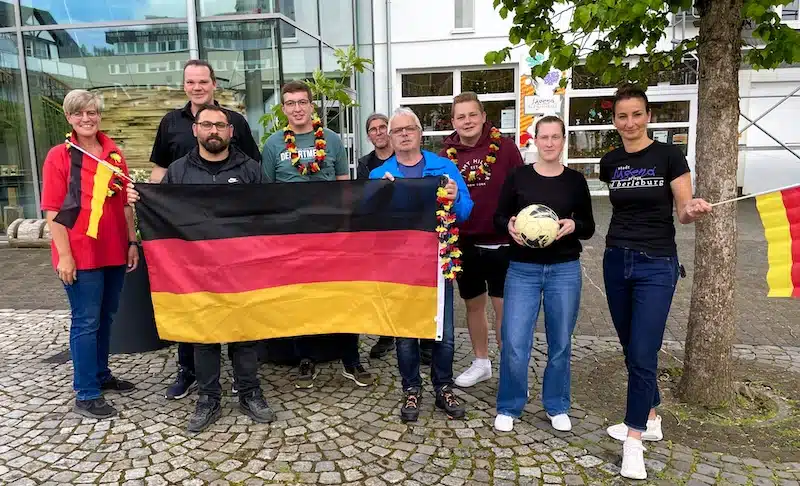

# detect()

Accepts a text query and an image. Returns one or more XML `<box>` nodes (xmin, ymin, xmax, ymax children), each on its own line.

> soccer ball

<box><xmin>514</xmin><ymin>204</ymin><xmax>560</xmax><ymax>249</ymax></box>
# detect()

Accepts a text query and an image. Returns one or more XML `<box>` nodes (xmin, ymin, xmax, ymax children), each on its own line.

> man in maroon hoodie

<box><xmin>440</xmin><ymin>91</ymin><xmax>524</xmax><ymax>387</ymax></box>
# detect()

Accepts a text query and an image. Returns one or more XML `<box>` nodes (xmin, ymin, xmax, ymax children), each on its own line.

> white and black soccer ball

<box><xmin>514</xmin><ymin>204</ymin><xmax>560</xmax><ymax>249</ymax></box>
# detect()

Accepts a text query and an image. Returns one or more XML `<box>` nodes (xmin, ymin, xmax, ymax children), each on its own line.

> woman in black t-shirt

<box><xmin>598</xmin><ymin>85</ymin><xmax>712</xmax><ymax>480</ymax></box>
<box><xmin>492</xmin><ymin>116</ymin><xmax>595</xmax><ymax>434</ymax></box>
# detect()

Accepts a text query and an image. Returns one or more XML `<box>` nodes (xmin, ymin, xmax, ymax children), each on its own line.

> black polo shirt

<box><xmin>150</xmin><ymin>101</ymin><xmax>261</xmax><ymax>168</ymax></box>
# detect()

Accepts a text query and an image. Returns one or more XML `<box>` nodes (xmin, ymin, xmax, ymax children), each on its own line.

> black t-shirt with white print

<box><xmin>599</xmin><ymin>141</ymin><xmax>690</xmax><ymax>256</ymax></box>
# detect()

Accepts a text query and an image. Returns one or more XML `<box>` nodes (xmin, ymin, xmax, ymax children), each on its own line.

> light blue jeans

<box><xmin>496</xmin><ymin>260</ymin><xmax>582</xmax><ymax>418</ymax></box>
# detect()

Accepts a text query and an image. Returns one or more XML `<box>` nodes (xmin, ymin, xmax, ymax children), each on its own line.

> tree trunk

<box><xmin>678</xmin><ymin>0</ymin><xmax>742</xmax><ymax>407</ymax></box>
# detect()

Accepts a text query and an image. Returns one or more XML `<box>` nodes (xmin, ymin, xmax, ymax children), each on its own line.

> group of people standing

<box><xmin>41</xmin><ymin>59</ymin><xmax>712</xmax><ymax>481</ymax></box>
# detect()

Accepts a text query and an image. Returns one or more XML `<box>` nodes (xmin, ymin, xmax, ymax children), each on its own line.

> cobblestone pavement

<box><xmin>0</xmin><ymin>310</ymin><xmax>798</xmax><ymax>486</ymax></box>
<box><xmin>3</xmin><ymin>198</ymin><xmax>798</xmax><ymax>346</ymax></box>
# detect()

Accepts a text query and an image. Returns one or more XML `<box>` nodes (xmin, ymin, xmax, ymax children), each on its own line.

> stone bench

<box><xmin>6</xmin><ymin>219</ymin><xmax>51</xmax><ymax>248</ymax></box>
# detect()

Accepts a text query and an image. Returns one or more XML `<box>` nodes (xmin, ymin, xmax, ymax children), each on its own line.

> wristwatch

<box><xmin>129</xmin><ymin>241</ymin><xmax>141</xmax><ymax>247</ymax></box>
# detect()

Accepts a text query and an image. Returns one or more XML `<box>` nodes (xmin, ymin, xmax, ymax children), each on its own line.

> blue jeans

<box><xmin>63</xmin><ymin>266</ymin><xmax>127</xmax><ymax>401</ymax></box>
<box><xmin>396</xmin><ymin>282</ymin><xmax>454</xmax><ymax>392</ymax></box>
<box><xmin>603</xmin><ymin>247</ymin><xmax>679</xmax><ymax>432</ymax></box>
<box><xmin>496</xmin><ymin>260</ymin><xmax>582</xmax><ymax>418</ymax></box>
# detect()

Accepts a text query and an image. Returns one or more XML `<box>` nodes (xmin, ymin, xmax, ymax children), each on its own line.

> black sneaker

<box><xmin>239</xmin><ymin>392</ymin><xmax>276</xmax><ymax>423</ymax></box>
<box><xmin>100</xmin><ymin>376</ymin><xmax>135</xmax><ymax>394</ymax></box>
<box><xmin>187</xmin><ymin>395</ymin><xmax>221</xmax><ymax>433</ymax></box>
<box><xmin>74</xmin><ymin>397</ymin><xmax>117</xmax><ymax>419</ymax></box>
<box><xmin>369</xmin><ymin>336</ymin><xmax>395</xmax><ymax>359</ymax></box>
<box><xmin>166</xmin><ymin>367</ymin><xmax>197</xmax><ymax>400</ymax></box>
<box><xmin>342</xmin><ymin>364</ymin><xmax>375</xmax><ymax>387</ymax></box>
<box><xmin>435</xmin><ymin>385</ymin><xmax>465</xmax><ymax>420</ymax></box>
<box><xmin>295</xmin><ymin>359</ymin><xmax>318</xmax><ymax>389</ymax></box>
<box><xmin>400</xmin><ymin>387</ymin><xmax>421</xmax><ymax>423</ymax></box>
<box><xmin>420</xmin><ymin>341</ymin><xmax>433</xmax><ymax>366</ymax></box>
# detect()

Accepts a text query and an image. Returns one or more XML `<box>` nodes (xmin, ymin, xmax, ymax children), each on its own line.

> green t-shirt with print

<box><xmin>262</xmin><ymin>127</ymin><xmax>349</xmax><ymax>182</ymax></box>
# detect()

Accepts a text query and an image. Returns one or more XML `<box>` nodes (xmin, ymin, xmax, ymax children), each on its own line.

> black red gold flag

<box><xmin>135</xmin><ymin>178</ymin><xmax>445</xmax><ymax>343</ymax></box>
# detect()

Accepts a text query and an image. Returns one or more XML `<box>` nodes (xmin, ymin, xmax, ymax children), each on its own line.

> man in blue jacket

<box><xmin>369</xmin><ymin>107</ymin><xmax>473</xmax><ymax>422</ymax></box>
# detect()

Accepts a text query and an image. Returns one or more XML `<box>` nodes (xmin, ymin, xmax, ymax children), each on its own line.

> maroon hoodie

<box><xmin>440</xmin><ymin>122</ymin><xmax>524</xmax><ymax>245</ymax></box>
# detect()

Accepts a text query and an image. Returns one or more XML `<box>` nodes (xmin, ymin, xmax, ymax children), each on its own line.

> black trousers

<box><xmin>293</xmin><ymin>333</ymin><xmax>361</xmax><ymax>367</ymax></box>
<box><xmin>178</xmin><ymin>342</ymin><xmax>234</xmax><ymax>375</ymax></box>
<box><xmin>194</xmin><ymin>342</ymin><xmax>261</xmax><ymax>401</ymax></box>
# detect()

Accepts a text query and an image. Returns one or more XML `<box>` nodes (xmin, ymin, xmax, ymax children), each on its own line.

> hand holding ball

<box><xmin>513</xmin><ymin>204</ymin><xmax>560</xmax><ymax>249</ymax></box>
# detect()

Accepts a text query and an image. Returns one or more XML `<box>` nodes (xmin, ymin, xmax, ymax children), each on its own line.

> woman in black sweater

<box><xmin>492</xmin><ymin>116</ymin><xmax>595</xmax><ymax>433</ymax></box>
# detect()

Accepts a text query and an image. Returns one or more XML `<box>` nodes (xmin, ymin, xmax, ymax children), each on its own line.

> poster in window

<box><xmin>672</xmin><ymin>133</ymin><xmax>688</xmax><ymax>145</ymax></box>
<box><xmin>653</xmin><ymin>130</ymin><xmax>669</xmax><ymax>143</ymax></box>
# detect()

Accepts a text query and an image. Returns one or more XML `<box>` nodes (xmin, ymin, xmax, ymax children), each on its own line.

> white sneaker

<box><xmin>454</xmin><ymin>360</ymin><xmax>492</xmax><ymax>387</ymax></box>
<box><xmin>607</xmin><ymin>415</ymin><xmax>663</xmax><ymax>441</ymax></box>
<box><xmin>547</xmin><ymin>413</ymin><xmax>572</xmax><ymax>432</ymax></box>
<box><xmin>620</xmin><ymin>437</ymin><xmax>647</xmax><ymax>480</ymax></box>
<box><xmin>494</xmin><ymin>414</ymin><xmax>514</xmax><ymax>432</ymax></box>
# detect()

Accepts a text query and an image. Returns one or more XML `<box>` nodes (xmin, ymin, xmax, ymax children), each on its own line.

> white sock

<box><xmin>475</xmin><ymin>358</ymin><xmax>491</xmax><ymax>367</ymax></box>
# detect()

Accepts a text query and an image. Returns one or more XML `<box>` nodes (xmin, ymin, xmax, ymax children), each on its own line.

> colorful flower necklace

<box><xmin>436</xmin><ymin>179</ymin><xmax>462</xmax><ymax>280</ymax></box>
<box><xmin>284</xmin><ymin>117</ymin><xmax>326</xmax><ymax>175</ymax></box>
<box><xmin>446</xmin><ymin>127</ymin><xmax>502</xmax><ymax>183</ymax></box>
<box><xmin>65</xmin><ymin>132</ymin><xmax>125</xmax><ymax>197</ymax></box>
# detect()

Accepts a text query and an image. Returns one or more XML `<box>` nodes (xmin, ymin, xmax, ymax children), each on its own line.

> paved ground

<box><xmin>3</xmin><ymin>198</ymin><xmax>797</xmax><ymax>346</ymax></box>
<box><xmin>0</xmin><ymin>309</ymin><xmax>798</xmax><ymax>486</ymax></box>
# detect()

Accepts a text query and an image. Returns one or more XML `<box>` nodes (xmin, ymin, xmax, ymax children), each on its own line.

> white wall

<box><xmin>739</xmin><ymin>67</ymin><xmax>800</xmax><ymax>194</ymax></box>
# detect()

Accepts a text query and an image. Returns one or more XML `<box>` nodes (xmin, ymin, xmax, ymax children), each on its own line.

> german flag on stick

<box><xmin>756</xmin><ymin>185</ymin><xmax>800</xmax><ymax>297</ymax></box>
<box><xmin>135</xmin><ymin>178</ymin><xmax>446</xmax><ymax>343</ymax></box>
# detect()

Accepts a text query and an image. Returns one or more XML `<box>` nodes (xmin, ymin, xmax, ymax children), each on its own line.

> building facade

<box><xmin>372</xmin><ymin>0</ymin><xmax>800</xmax><ymax>194</ymax></box>
<box><xmin>0</xmin><ymin>0</ymin><xmax>376</xmax><ymax>225</ymax></box>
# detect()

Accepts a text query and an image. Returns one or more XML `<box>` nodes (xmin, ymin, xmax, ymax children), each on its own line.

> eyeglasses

<box><xmin>283</xmin><ymin>99</ymin><xmax>311</xmax><ymax>108</ymax></box>
<box><xmin>69</xmin><ymin>110</ymin><xmax>99</xmax><ymax>119</ymax></box>
<box><xmin>390</xmin><ymin>126</ymin><xmax>420</xmax><ymax>136</ymax></box>
<box><xmin>196</xmin><ymin>121</ymin><xmax>230</xmax><ymax>131</ymax></box>
<box><xmin>368</xmin><ymin>125</ymin><xmax>388</xmax><ymax>135</ymax></box>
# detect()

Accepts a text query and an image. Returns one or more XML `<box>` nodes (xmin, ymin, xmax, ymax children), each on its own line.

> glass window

<box><xmin>401</xmin><ymin>72</ymin><xmax>453</xmax><ymax>98</ymax></box>
<box><xmin>20</xmin><ymin>0</ymin><xmax>186</xmax><ymax>25</ymax></box>
<box><xmin>571</xmin><ymin>61</ymin><xmax>697</xmax><ymax>89</ymax></box>
<box><xmin>0</xmin><ymin>34</ymin><xmax>37</xmax><ymax>220</ymax></box>
<box><xmin>423</xmin><ymin>135</ymin><xmax>446</xmax><ymax>154</ymax></box>
<box><xmin>24</xmin><ymin>24</ymin><xmax>189</xmax><ymax>173</ymax></box>
<box><xmin>197</xmin><ymin>0</ymin><xmax>319</xmax><ymax>36</ymax></box>
<box><xmin>461</xmin><ymin>69</ymin><xmax>515</xmax><ymax>94</ymax></box>
<box><xmin>483</xmin><ymin>100</ymin><xmax>516</xmax><ymax>129</ymax></box>
<box><xmin>279</xmin><ymin>24</ymin><xmax>320</xmax><ymax>82</ymax></box>
<box><xmin>568</xmin><ymin>130</ymin><xmax>622</xmax><ymax>159</ymax></box>
<box><xmin>569</xmin><ymin>97</ymin><xmax>614</xmax><ymax>126</ymax></box>
<box><xmin>409</xmin><ymin>104</ymin><xmax>452</xmax><ymax>132</ymax></box>
<box><xmin>650</xmin><ymin>101</ymin><xmax>691</xmax><ymax>123</ymax></box>
<box><xmin>1</xmin><ymin>2</ymin><xmax>15</xmax><ymax>27</ymax></box>
<box><xmin>783</xmin><ymin>0</ymin><xmax>799</xmax><ymax>19</ymax></box>
<box><xmin>321</xmin><ymin>0</ymin><xmax>355</xmax><ymax>48</ymax></box>
<box><xmin>454</xmin><ymin>0</ymin><xmax>475</xmax><ymax>29</ymax></box>
<box><xmin>199</xmin><ymin>19</ymin><xmax>281</xmax><ymax>146</ymax></box>
<box><xmin>648</xmin><ymin>127</ymin><xmax>689</xmax><ymax>155</ymax></box>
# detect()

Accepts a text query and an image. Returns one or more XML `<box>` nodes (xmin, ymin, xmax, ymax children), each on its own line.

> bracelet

<box><xmin>129</xmin><ymin>241</ymin><xmax>140</xmax><ymax>247</ymax></box>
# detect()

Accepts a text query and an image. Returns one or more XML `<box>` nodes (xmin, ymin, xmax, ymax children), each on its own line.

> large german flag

<box><xmin>135</xmin><ymin>178</ymin><xmax>446</xmax><ymax>343</ymax></box>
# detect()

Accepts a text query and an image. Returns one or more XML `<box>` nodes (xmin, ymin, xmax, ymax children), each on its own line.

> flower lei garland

<box><xmin>436</xmin><ymin>180</ymin><xmax>462</xmax><ymax>280</ymax></box>
<box><xmin>446</xmin><ymin>127</ymin><xmax>502</xmax><ymax>183</ymax></box>
<box><xmin>284</xmin><ymin>117</ymin><xmax>326</xmax><ymax>175</ymax></box>
<box><xmin>65</xmin><ymin>132</ymin><xmax>125</xmax><ymax>197</ymax></box>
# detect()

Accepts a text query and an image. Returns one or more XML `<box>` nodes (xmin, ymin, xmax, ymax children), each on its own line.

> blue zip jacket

<box><xmin>368</xmin><ymin>150</ymin><xmax>474</xmax><ymax>223</ymax></box>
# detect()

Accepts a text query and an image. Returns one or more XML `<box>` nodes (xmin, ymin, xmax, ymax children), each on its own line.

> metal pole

<box><xmin>13</xmin><ymin>0</ymin><xmax>42</xmax><ymax>218</ymax></box>
<box><xmin>739</xmin><ymin>84</ymin><xmax>800</xmax><ymax>134</ymax></box>
<box><xmin>385</xmin><ymin>0</ymin><xmax>393</xmax><ymax>111</ymax></box>
<box><xmin>739</xmin><ymin>112</ymin><xmax>800</xmax><ymax>163</ymax></box>
<box><xmin>187</xmin><ymin>0</ymin><xmax>199</xmax><ymax>59</ymax></box>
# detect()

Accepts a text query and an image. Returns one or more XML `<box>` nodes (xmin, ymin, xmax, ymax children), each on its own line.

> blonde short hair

<box><xmin>63</xmin><ymin>89</ymin><xmax>103</xmax><ymax>116</ymax></box>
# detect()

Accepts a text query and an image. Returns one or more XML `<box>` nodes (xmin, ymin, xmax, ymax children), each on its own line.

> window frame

<box><xmin>453</xmin><ymin>0</ymin><xmax>476</xmax><ymax>32</ymax></box>
<box><xmin>399</xmin><ymin>66</ymin><xmax>519</xmax><ymax>151</ymax></box>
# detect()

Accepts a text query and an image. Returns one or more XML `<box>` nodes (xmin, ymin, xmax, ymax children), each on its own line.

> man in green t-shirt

<box><xmin>262</xmin><ymin>82</ymin><xmax>349</xmax><ymax>183</ymax></box>
<box><xmin>262</xmin><ymin>80</ymin><xmax>373</xmax><ymax>389</ymax></box>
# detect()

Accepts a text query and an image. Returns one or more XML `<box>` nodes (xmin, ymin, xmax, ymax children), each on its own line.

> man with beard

<box><xmin>150</xmin><ymin>60</ymin><xmax>261</xmax><ymax>401</ymax></box>
<box><xmin>262</xmin><ymin>80</ymin><xmax>374</xmax><ymax>389</ymax></box>
<box><xmin>129</xmin><ymin>105</ymin><xmax>273</xmax><ymax>432</ymax></box>
<box><xmin>441</xmin><ymin>92</ymin><xmax>524</xmax><ymax>388</ymax></box>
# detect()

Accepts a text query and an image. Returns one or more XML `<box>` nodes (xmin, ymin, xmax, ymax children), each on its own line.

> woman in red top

<box><xmin>41</xmin><ymin>89</ymin><xmax>139</xmax><ymax>420</ymax></box>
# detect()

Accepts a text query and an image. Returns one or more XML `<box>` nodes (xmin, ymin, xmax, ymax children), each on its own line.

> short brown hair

<box><xmin>183</xmin><ymin>59</ymin><xmax>216</xmax><ymax>83</ymax></box>
<box><xmin>365</xmin><ymin>113</ymin><xmax>389</xmax><ymax>133</ymax></box>
<box><xmin>451</xmin><ymin>91</ymin><xmax>484</xmax><ymax>117</ymax></box>
<box><xmin>281</xmin><ymin>80</ymin><xmax>313</xmax><ymax>103</ymax></box>
<box><xmin>534</xmin><ymin>116</ymin><xmax>566</xmax><ymax>137</ymax></box>
<box><xmin>613</xmin><ymin>83</ymin><xmax>650</xmax><ymax>115</ymax></box>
